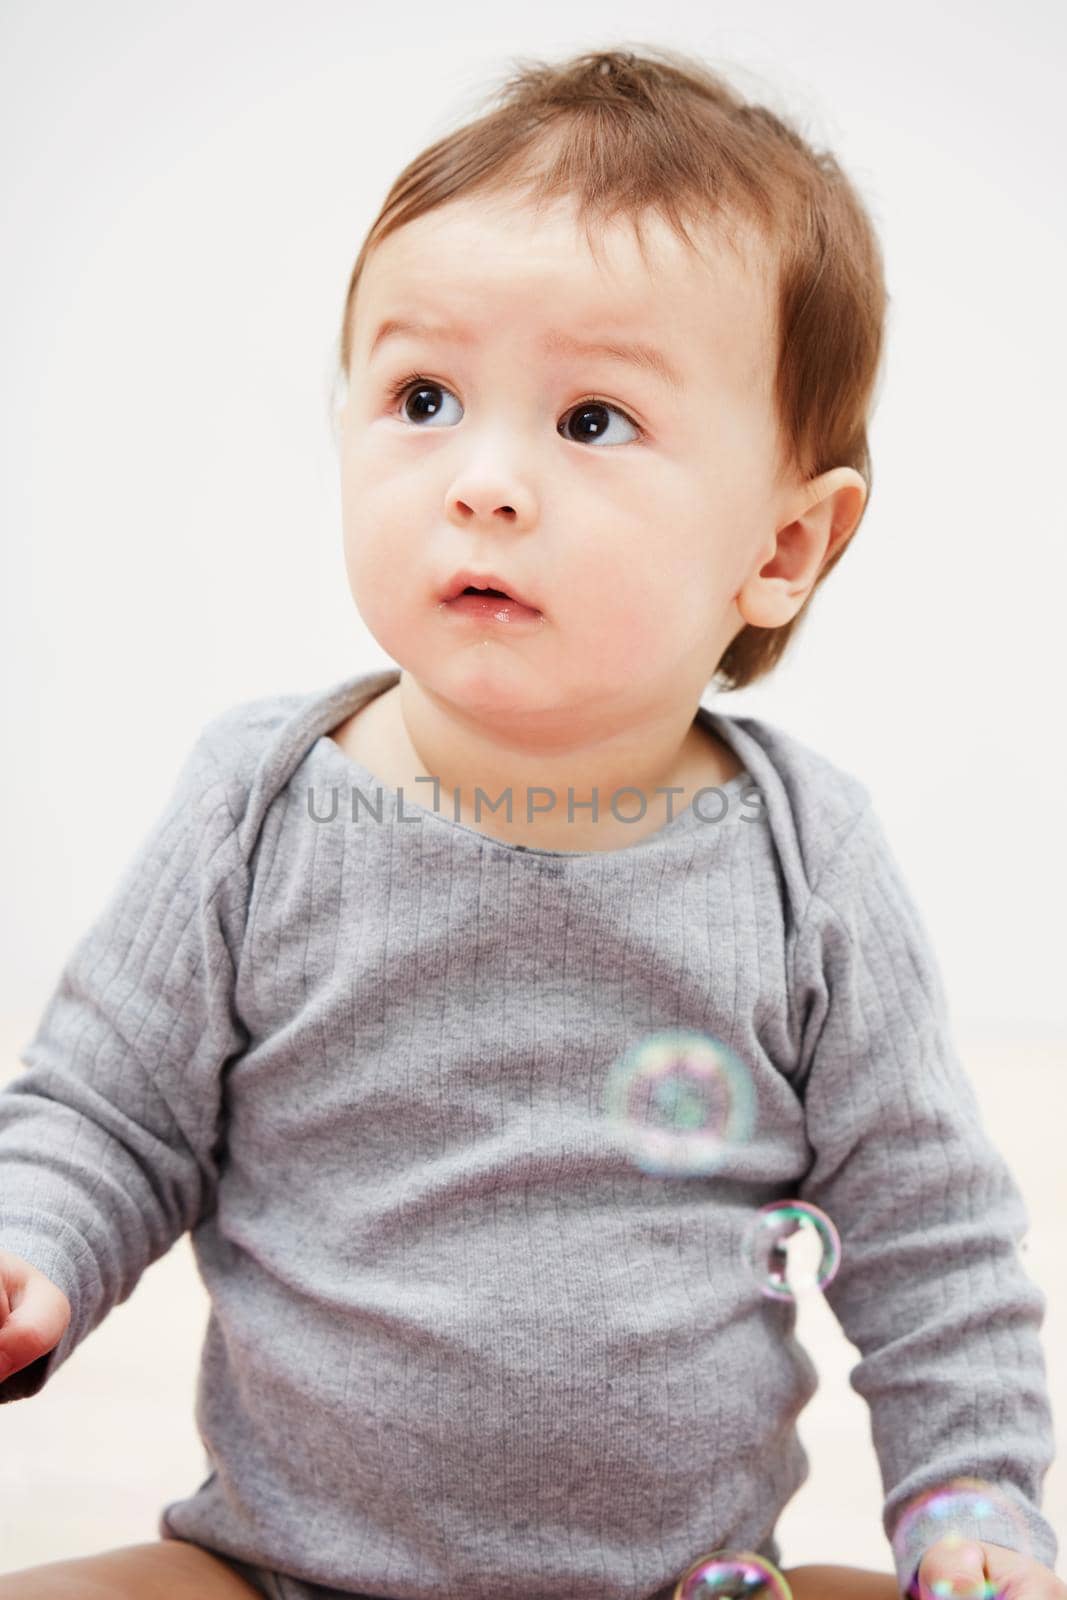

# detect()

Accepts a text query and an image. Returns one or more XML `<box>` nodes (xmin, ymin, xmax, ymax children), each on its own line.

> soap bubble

<box><xmin>673</xmin><ymin>1548</ymin><xmax>793</xmax><ymax>1600</ymax></box>
<box><xmin>602</xmin><ymin>1030</ymin><xmax>756</xmax><ymax>1178</ymax></box>
<box><xmin>744</xmin><ymin>1201</ymin><xmax>841</xmax><ymax>1300</ymax></box>
<box><xmin>893</xmin><ymin>1478</ymin><xmax>1032</xmax><ymax>1600</ymax></box>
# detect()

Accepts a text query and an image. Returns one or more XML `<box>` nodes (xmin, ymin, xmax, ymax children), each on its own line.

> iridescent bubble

<box><xmin>673</xmin><ymin>1548</ymin><xmax>793</xmax><ymax>1600</ymax></box>
<box><xmin>602</xmin><ymin>1030</ymin><xmax>756</xmax><ymax>1178</ymax></box>
<box><xmin>745</xmin><ymin>1201</ymin><xmax>841</xmax><ymax>1300</ymax></box>
<box><xmin>893</xmin><ymin>1478</ymin><xmax>1033</xmax><ymax>1600</ymax></box>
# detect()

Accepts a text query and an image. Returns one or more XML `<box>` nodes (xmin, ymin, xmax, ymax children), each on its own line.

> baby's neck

<box><xmin>331</xmin><ymin>677</ymin><xmax>743</xmax><ymax>853</ymax></box>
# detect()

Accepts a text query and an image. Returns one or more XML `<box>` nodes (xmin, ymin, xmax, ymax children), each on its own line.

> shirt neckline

<box><xmin>307</xmin><ymin>667</ymin><xmax>754</xmax><ymax>860</ymax></box>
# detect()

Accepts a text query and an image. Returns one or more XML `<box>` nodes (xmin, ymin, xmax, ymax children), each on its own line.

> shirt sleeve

<box><xmin>0</xmin><ymin>722</ymin><xmax>250</xmax><ymax>1403</ymax></box>
<box><xmin>790</xmin><ymin>802</ymin><xmax>1058</xmax><ymax>1595</ymax></box>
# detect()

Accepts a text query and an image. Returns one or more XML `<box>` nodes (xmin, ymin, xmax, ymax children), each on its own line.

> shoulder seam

<box><xmin>787</xmin><ymin>798</ymin><xmax>874</xmax><ymax>1002</ymax></box>
<box><xmin>183</xmin><ymin>722</ymin><xmax>259</xmax><ymax>968</ymax></box>
<box><xmin>196</xmin><ymin>733</ymin><xmax>249</xmax><ymax>852</ymax></box>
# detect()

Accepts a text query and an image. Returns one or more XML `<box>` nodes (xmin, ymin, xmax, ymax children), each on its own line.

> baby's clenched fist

<box><xmin>0</xmin><ymin>1247</ymin><xmax>71</xmax><ymax>1383</ymax></box>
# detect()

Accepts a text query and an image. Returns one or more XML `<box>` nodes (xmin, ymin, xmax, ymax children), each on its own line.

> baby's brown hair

<box><xmin>332</xmin><ymin>44</ymin><xmax>888</xmax><ymax>692</ymax></box>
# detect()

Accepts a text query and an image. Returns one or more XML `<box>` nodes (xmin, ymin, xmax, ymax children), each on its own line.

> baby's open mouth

<box><xmin>443</xmin><ymin>583</ymin><xmax>544</xmax><ymax>626</ymax></box>
<box><xmin>439</xmin><ymin>570</ymin><xmax>543</xmax><ymax>619</ymax></box>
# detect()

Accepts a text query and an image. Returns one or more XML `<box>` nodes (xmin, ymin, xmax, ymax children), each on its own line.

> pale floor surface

<box><xmin>0</xmin><ymin>1020</ymin><xmax>1063</xmax><ymax>1576</ymax></box>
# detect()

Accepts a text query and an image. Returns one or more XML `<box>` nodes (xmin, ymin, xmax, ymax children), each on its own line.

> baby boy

<box><xmin>0</xmin><ymin>43</ymin><xmax>1059</xmax><ymax>1600</ymax></box>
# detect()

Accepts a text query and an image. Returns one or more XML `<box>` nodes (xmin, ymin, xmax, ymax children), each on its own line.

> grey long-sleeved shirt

<box><xmin>0</xmin><ymin>666</ymin><xmax>1057</xmax><ymax>1599</ymax></box>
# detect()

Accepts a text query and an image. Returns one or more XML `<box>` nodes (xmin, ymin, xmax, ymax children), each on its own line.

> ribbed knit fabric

<box><xmin>0</xmin><ymin>666</ymin><xmax>1056</xmax><ymax>1600</ymax></box>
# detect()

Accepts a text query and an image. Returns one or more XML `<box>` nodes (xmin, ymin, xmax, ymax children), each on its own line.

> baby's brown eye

<box><xmin>404</xmin><ymin>384</ymin><xmax>444</xmax><ymax>420</ymax></box>
<box><xmin>388</xmin><ymin>375</ymin><xmax>461</xmax><ymax>426</ymax></box>
<box><xmin>559</xmin><ymin>400</ymin><xmax>640</xmax><ymax>446</ymax></box>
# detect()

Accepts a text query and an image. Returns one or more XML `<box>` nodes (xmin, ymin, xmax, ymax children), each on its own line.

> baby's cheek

<box><xmin>339</xmin><ymin>525</ymin><xmax>396</xmax><ymax>617</ymax></box>
<box><xmin>596</xmin><ymin>571</ymin><xmax>695</xmax><ymax>659</ymax></box>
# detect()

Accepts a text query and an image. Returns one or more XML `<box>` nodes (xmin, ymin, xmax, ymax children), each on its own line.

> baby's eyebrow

<box><xmin>368</xmin><ymin>316</ymin><xmax>683</xmax><ymax>392</ymax></box>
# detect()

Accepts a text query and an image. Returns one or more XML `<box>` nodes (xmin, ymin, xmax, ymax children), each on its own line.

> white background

<box><xmin>1</xmin><ymin>0</ymin><xmax>1064</xmax><ymax>1577</ymax></box>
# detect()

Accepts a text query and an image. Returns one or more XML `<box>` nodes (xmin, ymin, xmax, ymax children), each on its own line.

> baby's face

<box><xmin>337</xmin><ymin>192</ymin><xmax>801</xmax><ymax>724</ymax></box>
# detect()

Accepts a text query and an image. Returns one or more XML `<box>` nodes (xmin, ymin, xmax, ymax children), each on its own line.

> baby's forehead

<box><xmin>359</xmin><ymin>199</ymin><xmax>776</xmax><ymax>392</ymax></box>
<box><xmin>373</xmin><ymin>193</ymin><xmax>765</xmax><ymax>303</ymax></box>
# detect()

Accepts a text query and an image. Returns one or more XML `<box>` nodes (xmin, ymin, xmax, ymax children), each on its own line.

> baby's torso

<box><xmin>229</xmin><ymin>731</ymin><xmax>806</xmax><ymax>1270</ymax></box>
<box><xmin>200</xmin><ymin>737</ymin><xmax>815</xmax><ymax>1587</ymax></box>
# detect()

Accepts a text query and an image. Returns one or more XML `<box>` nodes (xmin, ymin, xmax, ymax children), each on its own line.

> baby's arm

<box><xmin>788</xmin><ymin>803</ymin><xmax>1058</xmax><ymax>1595</ymax></box>
<box><xmin>0</xmin><ymin>724</ymin><xmax>249</xmax><ymax>1400</ymax></box>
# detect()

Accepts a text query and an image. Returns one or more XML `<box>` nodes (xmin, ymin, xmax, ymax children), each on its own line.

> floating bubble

<box><xmin>673</xmin><ymin>1548</ymin><xmax>793</xmax><ymax>1600</ymax></box>
<box><xmin>745</xmin><ymin>1201</ymin><xmax>841</xmax><ymax>1300</ymax></box>
<box><xmin>602</xmin><ymin>1030</ymin><xmax>756</xmax><ymax>1178</ymax></box>
<box><xmin>893</xmin><ymin>1477</ymin><xmax>1032</xmax><ymax>1600</ymax></box>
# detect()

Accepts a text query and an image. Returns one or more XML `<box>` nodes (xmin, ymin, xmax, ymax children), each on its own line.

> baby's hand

<box><xmin>915</xmin><ymin>1535</ymin><xmax>1067</xmax><ymax>1600</ymax></box>
<box><xmin>0</xmin><ymin>1247</ymin><xmax>71</xmax><ymax>1383</ymax></box>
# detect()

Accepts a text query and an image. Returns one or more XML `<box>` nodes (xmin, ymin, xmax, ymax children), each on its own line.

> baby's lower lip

<box><xmin>444</xmin><ymin>593</ymin><xmax>543</xmax><ymax>625</ymax></box>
